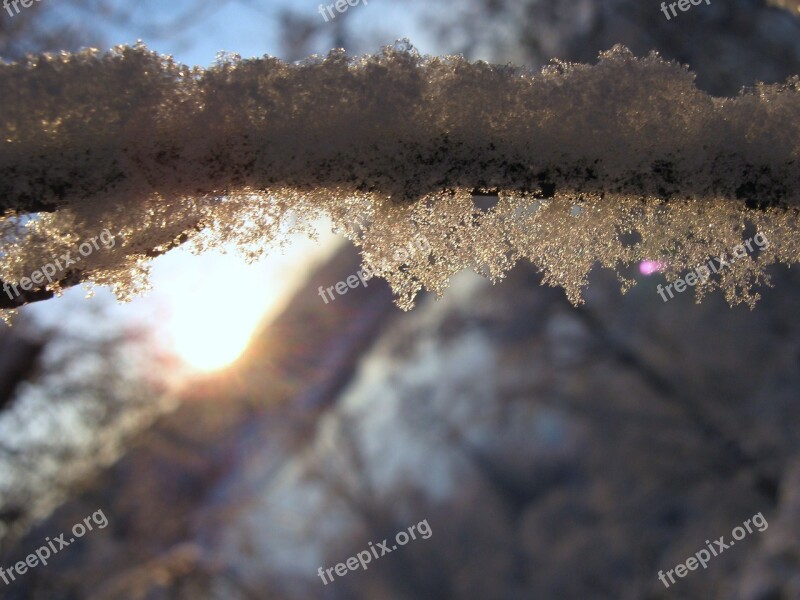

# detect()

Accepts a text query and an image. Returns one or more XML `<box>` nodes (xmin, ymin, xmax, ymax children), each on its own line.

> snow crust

<box><xmin>2</xmin><ymin>41</ymin><xmax>800</xmax><ymax>314</ymax></box>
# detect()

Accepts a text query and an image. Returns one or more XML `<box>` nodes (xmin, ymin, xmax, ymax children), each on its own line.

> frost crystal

<box><xmin>2</xmin><ymin>42</ymin><xmax>800</xmax><ymax>313</ymax></box>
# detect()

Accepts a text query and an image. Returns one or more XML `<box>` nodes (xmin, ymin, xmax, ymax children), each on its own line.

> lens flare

<box><xmin>639</xmin><ymin>260</ymin><xmax>666</xmax><ymax>276</ymax></box>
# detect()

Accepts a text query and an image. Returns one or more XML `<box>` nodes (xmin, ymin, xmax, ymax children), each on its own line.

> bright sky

<box><xmin>101</xmin><ymin>0</ymin><xmax>445</xmax><ymax>65</ymax></box>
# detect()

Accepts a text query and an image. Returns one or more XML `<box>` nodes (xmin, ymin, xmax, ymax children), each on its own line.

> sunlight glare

<box><xmin>143</xmin><ymin>228</ymin><xmax>339</xmax><ymax>374</ymax></box>
<box><xmin>167</xmin><ymin>282</ymin><xmax>265</xmax><ymax>372</ymax></box>
<box><xmin>158</xmin><ymin>248</ymin><xmax>276</xmax><ymax>372</ymax></box>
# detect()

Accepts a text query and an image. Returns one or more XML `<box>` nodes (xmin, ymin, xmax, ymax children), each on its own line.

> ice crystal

<box><xmin>1</xmin><ymin>42</ymin><xmax>800</xmax><ymax>314</ymax></box>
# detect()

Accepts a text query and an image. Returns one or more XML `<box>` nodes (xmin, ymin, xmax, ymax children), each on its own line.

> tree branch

<box><xmin>2</xmin><ymin>42</ymin><xmax>800</xmax><ymax>311</ymax></box>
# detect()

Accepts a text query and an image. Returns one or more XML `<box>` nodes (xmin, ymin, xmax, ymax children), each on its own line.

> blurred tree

<box><xmin>0</xmin><ymin>304</ymin><xmax>170</xmax><ymax>552</ymax></box>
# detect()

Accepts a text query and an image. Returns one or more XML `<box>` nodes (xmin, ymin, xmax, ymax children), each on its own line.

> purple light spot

<box><xmin>639</xmin><ymin>260</ymin><xmax>666</xmax><ymax>275</ymax></box>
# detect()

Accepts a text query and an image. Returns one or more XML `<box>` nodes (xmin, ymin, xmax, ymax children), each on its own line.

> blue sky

<box><xmin>98</xmin><ymin>0</ymin><xmax>445</xmax><ymax>65</ymax></box>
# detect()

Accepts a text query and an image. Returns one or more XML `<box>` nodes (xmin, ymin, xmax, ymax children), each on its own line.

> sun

<box><xmin>141</xmin><ymin>244</ymin><xmax>283</xmax><ymax>373</ymax></box>
<box><xmin>166</xmin><ymin>289</ymin><xmax>265</xmax><ymax>372</ymax></box>
<box><xmin>158</xmin><ymin>250</ymin><xmax>276</xmax><ymax>372</ymax></box>
<box><xmin>141</xmin><ymin>229</ymin><xmax>338</xmax><ymax>374</ymax></box>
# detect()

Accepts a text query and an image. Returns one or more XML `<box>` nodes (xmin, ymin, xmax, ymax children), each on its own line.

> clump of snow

<box><xmin>1</xmin><ymin>41</ymin><xmax>800</xmax><ymax>314</ymax></box>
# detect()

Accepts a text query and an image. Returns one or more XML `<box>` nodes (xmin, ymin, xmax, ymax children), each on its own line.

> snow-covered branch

<box><xmin>4</xmin><ymin>42</ymin><xmax>800</xmax><ymax>211</ymax></box>
<box><xmin>1</xmin><ymin>41</ymin><xmax>800</xmax><ymax>314</ymax></box>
